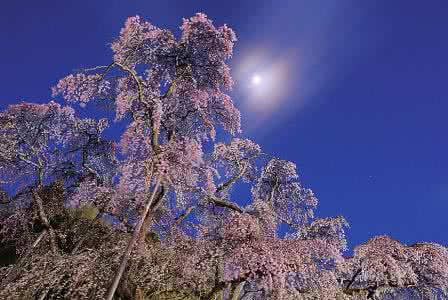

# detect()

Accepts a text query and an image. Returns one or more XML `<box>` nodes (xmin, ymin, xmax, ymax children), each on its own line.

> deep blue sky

<box><xmin>1</xmin><ymin>0</ymin><xmax>447</xmax><ymax>251</ymax></box>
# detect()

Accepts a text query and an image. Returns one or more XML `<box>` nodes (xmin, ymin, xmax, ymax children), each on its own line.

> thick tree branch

<box><xmin>174</xmin><ymin>205</ymin><xmax>195</xmax><ymax>226</ymax></box>
<box><xmin>216</xmin><ymin>163</ymin><xmax>248</xmax><ymax>194</ymax></box>
<box><xmin>216</xmin><ymin>152</ymin><xmax>261</xmax><ymax>194</ymax></box>
<box><xmin>208</xmin><ymin>195</ymin><xmax>243</xmax><ymax>213</ymax></box>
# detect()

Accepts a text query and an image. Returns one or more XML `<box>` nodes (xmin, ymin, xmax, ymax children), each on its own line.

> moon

<box><xmin>251</xmin><ymin>74</ymin><xmax>262</xmax><ymax>85</ymax></box>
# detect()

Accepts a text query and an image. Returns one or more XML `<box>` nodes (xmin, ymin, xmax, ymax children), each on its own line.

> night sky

<box><xmin>1</xmin><ymin>0</ymin><xmax>448</xmax><ymax>251</ymax></box>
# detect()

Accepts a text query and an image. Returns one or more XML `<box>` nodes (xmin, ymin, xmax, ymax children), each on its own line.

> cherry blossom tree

<box><xmin>0</xmin><ymin>13</ymin><xmax>447</xmax><ymax>300</ymax></box>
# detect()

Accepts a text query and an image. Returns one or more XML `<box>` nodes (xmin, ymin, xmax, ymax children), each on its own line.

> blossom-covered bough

<box><xmin>0</xmin><ymin>13</ymin><xmax>447</xmax><ymax>300</ymax></box>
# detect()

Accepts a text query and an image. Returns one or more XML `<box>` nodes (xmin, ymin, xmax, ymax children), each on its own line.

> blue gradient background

<box><xmin>1</xmin><ymin>0</ymin><xmax>447</xmax><ymax>251</ymax></box>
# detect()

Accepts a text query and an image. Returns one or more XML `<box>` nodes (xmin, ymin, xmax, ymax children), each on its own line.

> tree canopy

<box><xmin>0</xmin><ymin>13</ymin><xmax>447</xmax><ymax>300</ymax></box>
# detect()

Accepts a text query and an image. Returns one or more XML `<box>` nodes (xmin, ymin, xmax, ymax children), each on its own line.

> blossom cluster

<box><xmin>252</xmin><ymin>158</ymin><xmax>318</xmax><ymax>226</ymax></box>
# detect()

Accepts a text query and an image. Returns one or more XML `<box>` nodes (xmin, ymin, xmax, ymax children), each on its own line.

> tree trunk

<box><xmin>105</xmin><ymin>178</ymin><xmax>161</xmax><ymax>300</ymax></box>
<box><xmin>32</xmin><ymin>189</ymin><xmax>57</xmax><ymax>253</ymax></box>
<box><xmin>229</xmin><ymin>282</ymin><xmax>245</xmax><ymax>300</ymax></box>
<box><xmin>136</xmin><ymin>186</ymin><xmax>167</xmax><ymax>250</ymax></box>
<box><xmin>204</xmin><ymin>284</ymin><xmax>226</xmax><ymax>300</ymax></box>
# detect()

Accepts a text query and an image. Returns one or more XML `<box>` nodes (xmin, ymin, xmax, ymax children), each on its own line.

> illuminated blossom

<box><xmin>252</xmin><ymin>158</ymin><xmax>318</xmax><ymax>226</ymax></box>
<box><xmin>52</xmin><ymin>73</ymin><xmax>110</xmax><ymax>107</ymax></box>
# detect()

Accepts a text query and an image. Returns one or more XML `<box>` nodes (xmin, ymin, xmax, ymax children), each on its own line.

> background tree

<box><xmin>0</xmin><ymin>13</ymin><xmax>447</xmax><ymax>300</ymax></box>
